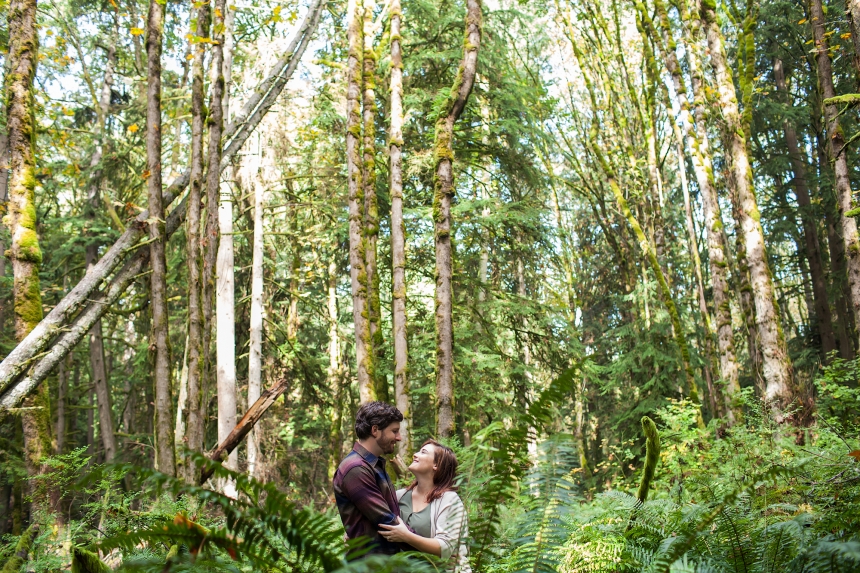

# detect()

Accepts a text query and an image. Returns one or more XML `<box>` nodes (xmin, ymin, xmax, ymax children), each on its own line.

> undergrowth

<box><xmin>2</xmin><ymin>363</ymin><xmax>859</xmax><ymax>572</ymax></box>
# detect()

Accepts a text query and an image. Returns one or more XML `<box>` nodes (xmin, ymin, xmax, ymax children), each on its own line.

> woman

<box><xmin>378</xmin><ymin>440</ymin><xmax>471</xmax><ymax>572</ymax></box>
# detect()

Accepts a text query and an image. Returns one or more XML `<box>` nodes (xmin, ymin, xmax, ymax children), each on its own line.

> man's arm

<box><xmin>341</xmin><ymin>466</ymin><xmax>397</xmax><ymax>527</ymax></box>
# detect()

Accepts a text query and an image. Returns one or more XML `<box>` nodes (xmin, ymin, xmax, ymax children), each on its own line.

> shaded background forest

<box><xmin>1</xmin><ymin>0</ymin><xmax>860</xmax><ymax>569</ymax></box>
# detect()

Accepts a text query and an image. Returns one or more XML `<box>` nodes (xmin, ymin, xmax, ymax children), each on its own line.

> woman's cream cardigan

<box><xmin>396</xmin><ymin>488</ymin><xmax>471</xmax><ymax>573</ymax></box>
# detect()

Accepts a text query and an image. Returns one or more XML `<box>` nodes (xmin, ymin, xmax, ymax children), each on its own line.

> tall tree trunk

<box><xmin>55</xmin><ymin>356</ymin><xmax>69</xmax><ymax>453</ymax></box>
<box><xmin>247</xmin><ymin>171</ymin><xmax>266</xmax><ymax>479</ymax></box>
<box><xmin>773</xmin><ymin>57</ymin><xmax>836</xmax><ymax>361</ymax></box>
<box><xmin>846</xmin><ymin>0</ymin><xmax>860</xmax><ymax>84</ymax></box>
<box><xmin>182</xmin><ymin>0</ymin><xmax>210</xmax><ymax>483</ymax></box>
<box><xmin>362</xmin><ymin>0</ymin><xmax>386</xmax><ymax>402</ymax></box>
<box><xmin>433</xmin><ymin>0</ymin><xmax>482</xmax><ymax>438</ymax></box>
<box><xmin>81</xmin><ymin>16</ymin><xmax>120</xmax><ymax>464</ymax></box>
<box><xmin>145</xmin><ymin>0</ymin><xmax>175</xmax><ymax>476</ymax></box>
<box><xmin>701</xmin><ymin>0</ymin><xmax>795</xmax><ymax>415</ymax></box>
<box><xmin>389</xmin><ymin>0</ymin><xmax>409</xmax><ymax>455</ymax></box>
<box><xmin>5</xmin><ymin>0</ymin><xmax>55</xmax><ymax>519</ymax></box>
<box><xmin>203</xmin><ymin>0</ymin><xmax>228</xmax><ymax>419</ymax></box>
<box><xmin>216</xmin><ymin>1</ymin><xmax>238</xmax><ymax>479</ymax></box>
<box><xmin>640</xmin><ymin>0</ymin><xmax>741</xmax><ymax>422</ymax></box>
<box><xmin>346</xmin><ymin>0</ymin><xmax>373</xmax><ymax>403</ymax></box>
<box><xmin>327</xmin><ymin>255</ymin><xmax>344</xmax><ymax>475</ymax></box>
<box><xmin>810</xmin><ymin>0</ymin><xmax>860</xmax><ymax>354</ymax></box>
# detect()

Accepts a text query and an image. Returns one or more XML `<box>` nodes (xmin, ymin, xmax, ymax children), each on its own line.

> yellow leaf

<box><xmin>128</xmin><ymin>124</ymin><xmax>140</xmax><ymax>133</ymax></box>
<box><xmin>842</xmin><ymin>32</ymin><xmax>852</xmax><ymax>39</ymax></box>
<box><xmin>130</xmin><ymin>27</ymin><xmax>144</xmax><ymax>36</ymax></box>
<box><xmin>798</xmin><ymin>18</ymin><xmax>807</xmax><ymax>24</ymax></box>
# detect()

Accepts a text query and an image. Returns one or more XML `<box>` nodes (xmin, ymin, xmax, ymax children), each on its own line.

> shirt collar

<box><xmin>353</xmin><ymin>441</ymin><xmax>385</xmax><ymax>466</ymax></box>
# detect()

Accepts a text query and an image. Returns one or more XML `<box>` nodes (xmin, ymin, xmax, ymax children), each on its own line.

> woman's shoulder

<box><xmin>437</xmin><ymin>490</ymin><xmax>464</xmax><ymax>506</ymax></box>
<box><xmin>395</xmin><ymin>487</ymin><xmax>408</xmax><ymax>500</ymax></box>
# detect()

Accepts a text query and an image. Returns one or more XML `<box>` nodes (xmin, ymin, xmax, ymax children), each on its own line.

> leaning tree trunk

<box><xmin>0</xmin><ymin>0</ymin><xmax>326</xmax><ymax>411</ymax></box>
<box><xmin>773</xmin><ymin>56</ymin><xmax>836</xmax><ymax>361</ymax></box>
<box><xmin>701</xmin><ymin>0</ymin><xmax>796</xmax><ymax>416</ymax></box>
<box><xmin>145</xmin><ymin>0</ymin><xmax>176</xmax><ymax>476</ymax></box>
<box><xmin>434</xmin><ymin>0</ymin><xmax>482</xmax><ymax>438</ymax></box>
<box><xmin>389</xmin><ymin>0</ymin><xmax>410</xmax><ymax>456</ymax></box>
<box><xmin>327</xmin><ymin>255</ymin><xmax>344</xmax><ymax>475</ymax></box>
<box><xmin>216</xmin><ymin>2</ymin><xmax>238</xmax><ymax>478</ymax></box>
<box><xmin>182</xmin><ymin>0</ymin><xmax>210</xmax><ymax>483</ymax></box>
<box><xmin>810</xmin><ymin>0</ymin><xmax>860</xmax><ymax>354</ymax></box>
<box><xmin>346</xmin><ymin>0</ymin><xmax>374</xmax><ymax>403</ymax></box>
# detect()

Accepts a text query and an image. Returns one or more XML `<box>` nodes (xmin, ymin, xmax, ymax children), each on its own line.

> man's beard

<box><xmin>379</xmin><ymin>437</ymin><xmax>397</xmax><ymax>455</ymax></box>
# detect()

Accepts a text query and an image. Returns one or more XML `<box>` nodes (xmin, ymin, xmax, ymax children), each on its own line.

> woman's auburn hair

<box><xmin>409</xmin><ymin>439</ymin><xmax>458</xmax><ymax>503</ymax></box>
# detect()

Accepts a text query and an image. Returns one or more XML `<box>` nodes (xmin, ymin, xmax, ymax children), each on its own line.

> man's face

<box><xmin>372</xmin><ymin>422</ymin><xmax>402</xmax><ymax>455</ymax></box>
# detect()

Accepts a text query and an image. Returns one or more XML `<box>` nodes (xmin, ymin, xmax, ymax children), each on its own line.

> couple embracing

<box><xmin>333</xmin><ymin>401</ymin><xmax>471</xmax><ymax>572</ymax></box>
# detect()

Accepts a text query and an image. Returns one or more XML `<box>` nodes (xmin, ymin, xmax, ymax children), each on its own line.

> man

<box><xmin>333</xmin><ymin>401</ymin><xmax>405</xmax><ymax>556</ymax></box>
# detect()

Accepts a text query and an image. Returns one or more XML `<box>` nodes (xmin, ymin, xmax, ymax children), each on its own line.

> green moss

<box><xmin>15</xmin><ymin>271</ymin><xmax>43</xmax><ymax>329</ymax></box>
<box><xmin>635</xmin><ymin>417</ymin><xmax>661</xmax><ymax>503</ymax></box>
<box><xmin>17</xmin><ymin>228</ymin><xmax>42</xmax><ymax>264</ymax></box>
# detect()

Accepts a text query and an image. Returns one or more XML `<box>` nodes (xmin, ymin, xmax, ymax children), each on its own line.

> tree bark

<box><xmin>701</xmin><ymin>0</ymin><xmax>795</xmax><ymax>415</ymax></box>
<box><xmin>217</xmin><ymin>2</ymin><xmax>238</xmax><ymax>478</ymax></box>
<box><xmin>810</xmin><ymin>0</ymin><xmax>860</xmax><ymax>354</ymax></box>
<box><xmin>203</xmin><ymin>0</ymin><xmax>228</xmax><ymax>433</ymax></box>
<box><xmin>0</xmin><ymin>0</ymin><xmax>326</xmax><ymax>410</ymax></box>
<box><xmin>247</xmin><ymin>172</ymin><xmax>266</xmax><ymax>479</ymax></box>
<box><xmin>433</xmin><ymin>0</ymin><xmax>482</xmax><ymax>438</ymax></box>
<box><xmin>846</xmin><ymin>0</ymin><xmax>860</xmax><ymax>84</ymax></box>
<box><xmin>646</xmin><ymin>0</ymin><xmax>741</xmax><ymax>421</ymax></box>
<box><xmin>389</xmin><ymin>0</ymin><xmax>409</xmax><ymax>456</ymax></box>
<box><xmin>84</xmin><ymin>16</ymin><xmax>120</xmax><ymax>464</ymax></box>
<box><xmin>362</xmin><ymin>0</ymin><xmax>385</xmax><ymax>402</ymax></box>
<box><xmin>182</xmin><ymin>0</ymin><xmax>210</xmax><ymax>483</ymax></box>
<box><xmin>773</xmin><ymin>57</ymin><xmax>836</xmax><ymax>361</ymax></box>
<box><xmin>145</xmin><ymin>0</ymin><xmax>176</xmax><ymax>476</ymax></box>
<box><xmin>346</xmin><ymin>0</ymin><xmax>374</xmax><ymax>404</ymax></box>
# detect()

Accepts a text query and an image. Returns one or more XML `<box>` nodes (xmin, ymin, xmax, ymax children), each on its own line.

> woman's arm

<box><xmin>378</xmin><ymin>518</ymin><xmax>442</xmax><ymax>556</ymax></box>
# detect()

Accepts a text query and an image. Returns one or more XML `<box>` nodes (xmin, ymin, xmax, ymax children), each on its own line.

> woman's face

<box><xmin>409</xmin><ymin>443</ymin><xmax>437</xmax><ymax>475</ymax></box>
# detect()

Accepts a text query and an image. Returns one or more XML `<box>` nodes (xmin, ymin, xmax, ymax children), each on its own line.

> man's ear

<box><xmin>370</xmin><ymin>424</ymin><xmax>380</xmax><ymax>438</ymax></box>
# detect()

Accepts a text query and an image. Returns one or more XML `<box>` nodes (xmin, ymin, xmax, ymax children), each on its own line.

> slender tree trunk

<box><xmin>640</xmin><ymin>0</ymin><xmax>741</xmax><ymax>421</ymax></box>
<box><xmin>701</xmin><ymin>0</ymin><xmax>795</xmax><ymax>415</ymax></box>
<box><xmin>389</xmin><ymin>0</ymin><xmax>409</xmax><ymax>456</ymax></box>
<box><xmin>773</xmin><ymin>57</ymin><xmax>836</xmax><ymax>361</ymax></box>
<box><xmin>84</xmin><ymin>20</ymin><xmax>120</xmax><ymax>463</ymax></box>
<box><xmin>346</xmin><ymin>0</ymin><xmax>373</xmax><ymax>403</ymax></box>
<box><xmin>145</xmin><ymin>0</ymin><xmax>175</xmax><ymax>476</ymax></box>
<box><xmin>203</xmin><ymin>0</ymin><xmax>228</xmax><ymax>417</ymax></box>
<box><xmin>362</xmin><ymin>0</ymin><xmax>385</xmax><ymax>402</ymax></box>
<box><xmin>55</xmin><ymin>356</ymin><xmax>68</xmax><ymax>453</ymax></box>
<box><xmin>433</xmin><ymin>0</ymin><xmax>482</xmax><ymax>438</ymax></box>
<box><xmin>182</xmin><ymin>0</ymin><xmax>210</xmax><ymax>483</ymax></box>
<box><xmin>810</xmin><ymin>0</ymin><xmax>860</xmax><ymax>354</ymax></box>
<box><xmin>174</xmin><ymin>333</ymin><xmax>189</xmax><ymax>446</ymax></box>
<box><xmin>846</xmin><ymin>0</ymin><xmax>860</xmax><ymax>84</ymax></box>
<box><xmin>327</xmin><ymin>256</ymin><xmax>344</xmax><ymax>475</ymax></box>
<box><xmin>217</xmin><ymin>2</ymin><xmax>238</xmax><ymax>479</ymax></box>
<box><xmin>247</xmin><ymin>172</ymin><xmax>266</xmax><ymax>478</ymax></box>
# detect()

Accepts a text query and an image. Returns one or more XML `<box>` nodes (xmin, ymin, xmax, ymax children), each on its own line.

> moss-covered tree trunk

<box><xmin>701</xmin><ymin>0</ymin><xmax>796</xmax><ymax>417</ymax></box>
<box><xmin>346</xmin><ymin>0</ymin><xmax>373</xmax><ymax>403</ymax></box>
<box><xmin>810</xmin><ymin>0</ymin><xmax>860</xmax><ymax>356</ymax></box>
<box><xmin>433</xmin><ymin>0</ymin><xmax>482</xmax><ymax>438</ymax></box>
<box><xmin>649</xmin><ymin>0</ymin><xmax>741</xmax><ymax>422</ymax></box>
<box><xmin>181</xmin><ymin>0</ymin><xmax>210</xmax><ymax>483</ymax></box>
<box><xmin>145</xmin><ymin>0</ymin><xmax>175</xmax><ymax>476</ymax></box>
<box><xmin>362</xmin><ymin>0</ymin><xmax>386</xmax><ymax>403</ymax></box>
<box><xmin>389</xmin><ymin>0</ymin><xmax>410</xmax><ymax>457</ymax></box>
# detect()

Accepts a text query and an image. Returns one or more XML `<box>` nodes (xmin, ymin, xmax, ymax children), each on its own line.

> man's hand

<box><xmin>378</xmin><ymin>517</ymin><xmax>411</xmax><ymax>543</ymax></box>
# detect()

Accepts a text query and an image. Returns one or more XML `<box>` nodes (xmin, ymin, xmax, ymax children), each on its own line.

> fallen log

<box><xmin>0</xmin><ymin>0</ymin><xmax>326</xmax><ymax>408</ymax></box>
<box><xmin>199</xmin><ymin>377</ymin><xmax>290</xmax><ymax>485</ymax></box>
